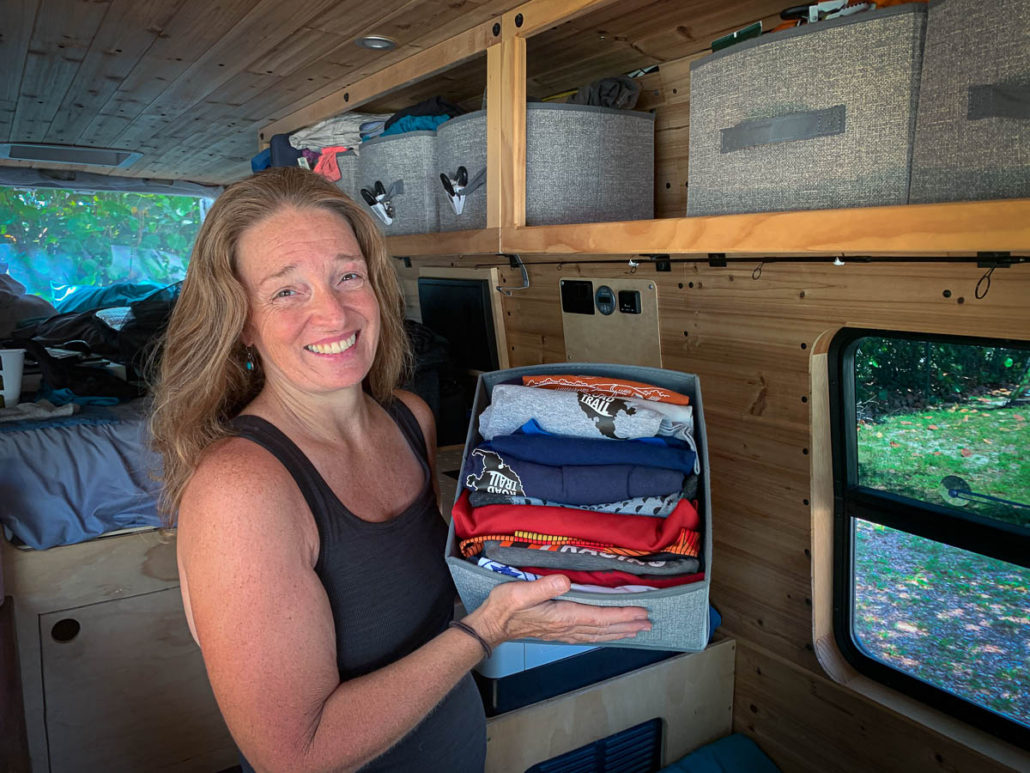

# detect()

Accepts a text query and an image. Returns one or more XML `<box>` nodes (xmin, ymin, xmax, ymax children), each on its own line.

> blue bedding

<box><xmin>0</xmin><ymin>401</ymin><xmax>164</xmax><ymax>549</ymax></box>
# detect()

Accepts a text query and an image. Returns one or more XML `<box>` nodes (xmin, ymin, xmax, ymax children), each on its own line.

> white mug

<box><xmin>0</xmin><ymin>348</ymin><xmax>26</xmax><ymax>408</ymax></box>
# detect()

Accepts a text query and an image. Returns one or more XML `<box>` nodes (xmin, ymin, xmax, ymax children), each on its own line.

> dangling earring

<box><xmin>245</xmin><ymin>348</ymin><xmax>256</xmax><ymax>372</ymax></box>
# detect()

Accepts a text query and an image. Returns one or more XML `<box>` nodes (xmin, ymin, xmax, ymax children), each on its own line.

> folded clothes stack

<box><xmin>453</xmin><ymin>375</ymin><xmax>706</xmax><ymax>592</ymax></box>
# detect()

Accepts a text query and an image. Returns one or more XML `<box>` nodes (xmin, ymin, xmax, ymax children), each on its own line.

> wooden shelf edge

<box><xmin>386</xmin><ymin>227</ymin><xmax>501</xmax><ymax>257</ymax></box>
<box><xmin>499</xmin><ymin>199</ymin><xmax>1030</xmax><ymax>257</ymax></box>
<box><xmin>379</xmin><ymin>200</ymin><xmax>1030</xmax><ymax>259</ymax></box>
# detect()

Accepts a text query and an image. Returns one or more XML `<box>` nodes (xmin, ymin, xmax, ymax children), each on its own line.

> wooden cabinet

<box><xmin>2</xmin><ymin>530</ymin><xmax>237</xmax><ymax>773</ymax></box>
<box><xmin>40</xmin><ymin>588</ymin><xmax>233</xmax><ymax>773</ymax></box>
<box><xmin>259</xmin><ymin>0</ymin><xmax>1030</xmax><ymax>262</ymax></box>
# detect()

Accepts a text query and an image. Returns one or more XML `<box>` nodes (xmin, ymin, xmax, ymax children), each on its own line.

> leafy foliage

<box><xmin>0</xmin><ymin>187</ymin><xmax>207</xmax><ymax>303</ymax></box>
<box><xmin>855</xmin><ymin>337</ymin><xmax>1030</xmax><ymax>419</ymax></box>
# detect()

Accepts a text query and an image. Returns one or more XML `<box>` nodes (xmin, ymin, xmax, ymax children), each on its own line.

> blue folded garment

<box><xmin>464</xmin><ymin>445</ymin><xmax>684</xmax><ymax>506</ymax></box>
<box><xmin>486</xmin><ymin>431</ymin><xmax>696</xmax><ymax>473</ymax></box>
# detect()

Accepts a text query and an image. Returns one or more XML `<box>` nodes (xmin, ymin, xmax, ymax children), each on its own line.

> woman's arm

<box><xmin>180</xmin><ymin>439</ymin><xmax>650</xmax><ymax>773</ymax></box>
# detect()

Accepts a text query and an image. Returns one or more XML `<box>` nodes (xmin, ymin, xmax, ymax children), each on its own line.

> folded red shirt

<box><xmin>452</xmin><ymin>490</ymin><xmax>701</xmax><ymax>557</ymax></box>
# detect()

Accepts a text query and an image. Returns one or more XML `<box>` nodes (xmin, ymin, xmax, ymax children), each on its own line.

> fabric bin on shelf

<box><xmin>909</xmin><ymin>0</ymin><xmax>1030</xmax><ymax>203</ymax></box>
<box><xmin>444</xmin><ymin>362</ymin><xmax>713</xmax><ymax>653</ymax></box>
<box><xmin>437</xmin><ymin>111</ymin><xmax>488</xmax><ymax>232</ymax></box>
<box><xmin>334</xmin><ymin>148</ymin><xmax>361</xmax><ymax>204</ymax></box>
<box><xmin>525</xmin><ymin>103</ymin><xmax>654</xmax><ymax>226</ymax></box>
<box><xmin>687</xmin><ymin>3</ymin><xmax>927</xmax><ymax>216</ymax></box>
<box><xmin>357</xmin><ymin>130</ymin><xmax>438</xmax><ymax>235</ymax></box>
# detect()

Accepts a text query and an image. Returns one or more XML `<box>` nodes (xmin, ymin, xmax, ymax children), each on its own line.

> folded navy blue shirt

<box><xmin>484</xmin><ymin>432</ymin><xmax>696</xmax><ymax>473</ymax></box>
<box><xmin>464</xmin><ymin>446</ymin><xmax>684</xmax><ymax>506</ymax></box>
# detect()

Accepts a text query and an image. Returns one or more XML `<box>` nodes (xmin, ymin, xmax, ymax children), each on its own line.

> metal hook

<box><xmin>627</xmin><ymin>258</ymin><xmax>639</xmax><ymax>274</ymax></box>
<box><xmin>752</xmin><ymin>261</ymin><xmax>764</xmax><ymax>280</ymax></box>
<box><xmin>496</xmin><ymin>254</ymin><xmax>529</xmax><ymax>297</ymax></box>
<box><xmin>975</xmin><ymin>266</ymin><xmax>995</xmax><ymax>299</ymax></box>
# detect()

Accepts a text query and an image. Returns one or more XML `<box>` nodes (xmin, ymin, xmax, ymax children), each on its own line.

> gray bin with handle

<box><xmin>444</xmin><ymin>362</ymin><xmax>712</xmax><ymax>652</ymax></box>
<box><xmin>687</xmin><ymin>4</ymin><xmax>926</xmax><ymax>216</ymax></box>
<box><xmin>357</xmin><ymin>130</ymin><xmax>438</xmax><ymax>235</ymax></box>
<box><xmin>334</xmin><ymin>148</ymin><xmax>361</xmax><ymax>205</ymax></box>
<box><xmin>910</xmin><ymin>0</ymin><xmax>1030</xmax><ymax>203</ymax></box>
<box><xmin>525</xmin><ymin>103</ymin><xmax>654</xmax><ymax>225</ymax></box>
<box><xmin>437</xmin><ymin>111</ymin><xmax>488</xmax><ymax>232</ymax></box>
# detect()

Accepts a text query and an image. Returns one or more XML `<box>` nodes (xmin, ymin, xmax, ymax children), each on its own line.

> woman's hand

<box><xmin>464</xmin><ymin>575</ymin><xmax>652</xmax><ymax>647</ymax></box>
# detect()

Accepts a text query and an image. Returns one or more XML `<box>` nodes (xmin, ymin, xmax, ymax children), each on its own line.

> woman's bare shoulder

<box><xmin>178</xmin><ymin>435</ymin><xmax>312</xmax><ymax>553</ymax></box>
<box><xmin>393</xmin><ymin>390</ymin><xmax>436</xmax><ymax>441</ymax></box>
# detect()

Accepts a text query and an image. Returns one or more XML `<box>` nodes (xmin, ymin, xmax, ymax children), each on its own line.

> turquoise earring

<box><xmin>245</xmin><ymin>348</ymin><xmax>256</xmax><ymax>371</ymax></box>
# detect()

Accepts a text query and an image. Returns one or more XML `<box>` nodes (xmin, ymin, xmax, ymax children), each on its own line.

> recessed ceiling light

<box><xmin>356</xmin><ymin>35</ymin><xmax>397</xmax><ymax>51</ymax></box>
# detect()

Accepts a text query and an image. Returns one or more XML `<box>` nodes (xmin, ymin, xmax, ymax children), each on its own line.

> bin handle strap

<box><xmin>720</xmin><ymin>105</ymin><xmax>846</xmax><ymax>153</ymax></box>
<box><xmin>440</xmin><ymin>166</ymin><xmax>486</xmax><ymax>216</ymax></box>
<box><xmin>968</xmin><ymin>84</ymin><xmax>1030</xmax><ymax>121</ymax></box>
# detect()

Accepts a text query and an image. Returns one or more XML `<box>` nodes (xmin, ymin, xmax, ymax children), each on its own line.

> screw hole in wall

<box><xmin>51</xmin><ymin>618</ymin><xmax>80</xmax><ymax>643</ymax></box>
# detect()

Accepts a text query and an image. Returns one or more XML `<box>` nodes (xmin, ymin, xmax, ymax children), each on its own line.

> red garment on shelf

<box><xmin>451</xmin><ymin>490</ymin><xmax>701</xmax><ymax>558</ymax></box>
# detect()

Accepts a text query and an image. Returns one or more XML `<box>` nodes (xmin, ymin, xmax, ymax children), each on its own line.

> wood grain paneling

<box><xmin>500</xmin><ymin>257</ymin><xmax>1030</xmax><ymax>770</ymax></box>
<box><xmin>735</xmin><ymin>642</ymin><xmax>1021</xmax><ymax>773</ymax></box>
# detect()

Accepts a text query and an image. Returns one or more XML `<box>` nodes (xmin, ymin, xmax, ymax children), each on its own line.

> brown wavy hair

<box><xmin>149</xmin><ymin>167</ymin><xmax>411</xmax><ymax>519</ymax></box>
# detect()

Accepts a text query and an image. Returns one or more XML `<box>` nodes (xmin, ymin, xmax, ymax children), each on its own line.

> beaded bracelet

<box><xmin>448</xmin><ymin>620</ymin><xmax>493</xmax><ymax>660</ymax></box>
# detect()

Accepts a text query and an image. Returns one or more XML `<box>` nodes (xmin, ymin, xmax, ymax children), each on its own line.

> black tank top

<box><xmin>231</xmin><ymin>399</ymin><xmax>485</xmax><ymax>772</ymax></box>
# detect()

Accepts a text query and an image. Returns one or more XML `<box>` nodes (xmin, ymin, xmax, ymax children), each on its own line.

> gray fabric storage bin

<box><xmin>445</xmin><ymin>363</ymin><xmax>712</xmax><ymax>652</ymax></box>
<box><xmin>687</xmin><ymin>4</ymin><xmax>926</xmax><ymax>216</ymax></box>
<box><xmin>525</xmin><ymin>103</ymin><xmax>654</xmax><ymax>225</ymax></box>
<box><xmin>334</xmin><ymin>148</ymin><xmax>361</xmax><ymax>205</ymax></box>
<box><xmin>910</xmin><ymin>0</ymin><xmax>1030</xmax><ymax>203</ymax></box>
<box><xmin>437</xmin><ymin>111</ymin><xmax>488</xmax><ymax>232</ymax></box>
<box><xmin>357</xmin><ymin>131</ymin><xmax>438</xmax><ymax>235</ymax></box>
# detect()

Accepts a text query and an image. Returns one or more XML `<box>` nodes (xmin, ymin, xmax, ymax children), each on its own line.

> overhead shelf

<box><xmin>384</xmin><ymin>199</ymin><xmax>1030</xmax><ymax>259</ymax></box>
<box><xmin>386</xmin><ymin>227</ymin><xmax>500</xmax><ymax>257</ymax></box>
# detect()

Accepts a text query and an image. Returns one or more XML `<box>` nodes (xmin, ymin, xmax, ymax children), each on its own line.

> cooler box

<box><xmin>437</xmin><ymin>111</ymin><xmax>488</xmax><ymax>232</ymax></box>
<box><xmin>909</xmin><ymin>0</ymin><xmax>1030</xmax><ymax>203</ymax></box>
<box><xmin>525</xmin><ymin>104</ymin><xmax>654</xmax><ymax>225</ymax></box>
<box><xmin>687</xmin><ymin>3</ymin><xmax>927</xmax><ymax>215</ymax></box>
<box><xmin>357</xmin><ymin>130</ymin><xmax>438</xmax><ymax>235</ymax></box>
<box><xmin>445</xmin><ymin>362</ymin><xmax>712</xmax><ymax>652</ymax></box>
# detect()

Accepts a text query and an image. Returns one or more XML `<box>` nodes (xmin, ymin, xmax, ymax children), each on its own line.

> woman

<box><xmin>150</xmin><ymin>167</ymin><xmax>651</xmax><ymax>773</ymax></box>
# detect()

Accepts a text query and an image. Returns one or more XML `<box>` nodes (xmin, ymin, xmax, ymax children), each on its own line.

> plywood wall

<box><xmin>491</xmin><ymin>256</ymin><xmax>1029</xmax><ymax>772</ymax></box>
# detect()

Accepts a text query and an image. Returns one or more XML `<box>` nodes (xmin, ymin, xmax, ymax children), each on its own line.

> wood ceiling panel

<box><xmin>0</xmin><ymin>0</ymin><xmax>39</xmax><ymax>111</ymax></box>
<box><xmin>111</xmin><ymin>0</ymin><xmax>340</xmax><ymax>147</ymax></box>
<box><xmin>77</xmin><ymin>0</ymin><xmax>263</xmax><ymax>147</ymax></box>
<box><xmin>44</xmin><ymin>0</ymin><xmax>187</xmax><ymax>146</ymax></box>
<box><xmin>0</xmin><ymin>0</ymin><xmax>784</xmax><ymax>183</ymax></box>
<box><xmin>11</xmin><ymin>0</ymin><xmax>110</xmax><ymax>143</ymax></box>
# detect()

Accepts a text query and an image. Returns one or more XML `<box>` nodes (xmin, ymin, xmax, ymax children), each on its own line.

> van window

<box><xmin>830</xmin><ymin>330</ymin><xmax>1030</xmax><ymax>747</ymax></box>
<box><xmin>0</xmin><ymin>186</ymin><xmax>210</xmax><ymax>307</ymax></box>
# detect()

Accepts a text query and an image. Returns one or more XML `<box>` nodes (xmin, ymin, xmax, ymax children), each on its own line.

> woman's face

<box><xmin>236</xmin><ymin>205</ymin><xmax>381</xmax><ymax>398</ymax></box>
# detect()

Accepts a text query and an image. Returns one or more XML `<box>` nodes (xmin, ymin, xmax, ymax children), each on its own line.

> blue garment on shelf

<box><xmin>250</xmin><ymin>147</ymin><xmax>271</xmax><ymax>172</ymax></box>
<box><xmin>485</xmin><ymin>433</ymin><xmax>696</xmax><ymax>473</ymax></box>
<box><xmin>379</xmin><ymin>114</ymin><xmax>451</xmax><ymax>137</ymax></box>
<box><xmin>517</xmin><ymin>418</ymin><xmax>689</xmax><ymax>448</ymax></box>
<box><xmin>464</xmin><ymin>445</ymin><xmax>684</xmax><ymax>506</ymax></box>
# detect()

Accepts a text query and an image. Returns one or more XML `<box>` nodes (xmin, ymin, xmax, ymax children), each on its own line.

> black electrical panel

<box><xmin>619</xmin><ymin>289</ymin><xmax>641</xmax><ymax>314</ymax></box>
<box><xmin>560</xmin><ymin>279</ymin><xmax>595</xmax><ymax>314</ymax></box>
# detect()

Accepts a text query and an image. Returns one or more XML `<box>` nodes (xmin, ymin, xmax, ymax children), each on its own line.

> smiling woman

<box><xmin>235</xmin><ymin>206</ymin><xmax>382</xmax><ymax>399</ymax></box>
<box><xmin>147</xmin><ymin>167</ymin><xmax>652</xmax><ymax>773</ymax></box>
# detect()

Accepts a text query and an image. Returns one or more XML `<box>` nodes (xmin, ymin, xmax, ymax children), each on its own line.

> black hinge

<box><xmin>707</xmin><ymin>253</ymin><xmax>727</xmax><ymax>267</ymax></box>
<box><xmin>976</xmin><ymin>251</ymin><xmax>1014</xmax><ymax>268</ymax></box>
<box><xmin>642</xmin><ymin>254</ymin><xmax>671</xmax><ymax>272</ymax></box>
